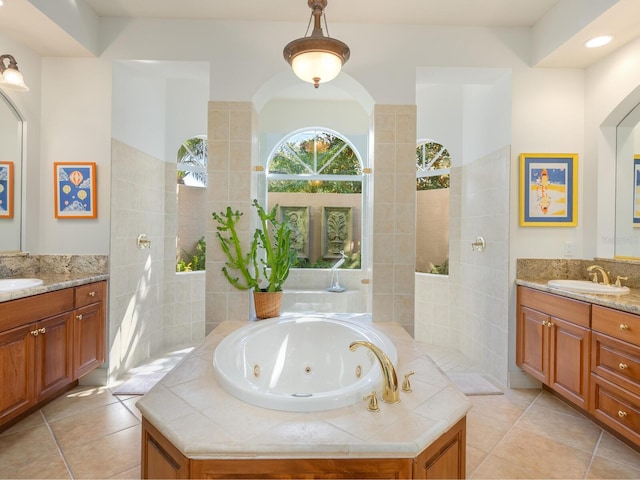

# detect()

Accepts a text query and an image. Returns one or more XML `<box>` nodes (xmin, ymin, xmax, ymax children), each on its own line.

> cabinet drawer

<box><xmin>592</xmin><ymin>332</ymin><xmax>640</xmax><ymax>396</ymax></box>
<box><xmin>591</xmin><ymin>375</ymin><xmax>640</xmax><ymax>445</ymax></box>
<box><xmin>518</xmin><ymin>286</ymin><xmax>591</xmax><ymax>327</ymax></box>
<box><xmin>593</xmin><ymin>305</ymin><xmax>640</xmax><ymax>345</ymax></box>
<box><xmin>0</xmin><ymin>289</ymin><xmax>74</xmax><ymax>332</ymax></box>
<box><xmin>75</xmin><ymin>282</ymin><xmax>105</xmax><ymax>308</ymax></box>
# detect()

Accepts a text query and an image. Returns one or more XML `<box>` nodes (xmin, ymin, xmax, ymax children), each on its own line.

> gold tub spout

<box><xmin>349</xmin><ymin>341</ymin><xmax>400</xmax><ymax>404</ymax></box>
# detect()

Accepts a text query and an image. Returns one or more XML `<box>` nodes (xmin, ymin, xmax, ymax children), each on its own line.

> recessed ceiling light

<box><xmin>585</xmin><ymin>35</ymin><xmax>614</xmax><ymax>48</ymax></box>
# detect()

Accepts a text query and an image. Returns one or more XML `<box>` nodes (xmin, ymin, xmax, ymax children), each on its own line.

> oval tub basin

<box><xmin>213</xmin><ymin>315</ymin><xmax>398</xmax><ymax>412</ymax></box>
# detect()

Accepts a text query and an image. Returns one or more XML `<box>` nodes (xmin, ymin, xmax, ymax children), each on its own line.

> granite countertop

<box><xmin>516</xmin><ymin>278</ymin><xmax>640</xmax><ymax>315</ymax></box>
<box><xmin>0</xmin><ymin>272</ymin><xmax>110</xmax><ymax>303</ymax></box>
<box><xmin>135</xmin><ymin>321</ymin><xmax>472</xmax><ymax>460</ymax></box>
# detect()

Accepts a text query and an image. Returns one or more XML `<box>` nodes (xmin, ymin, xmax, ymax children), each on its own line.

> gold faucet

<box><xmin>349</xmin><ymin>341</ymin><xmax>400</xmax><ymax>404</ymax></box>
<box><xmin>587</xmin><ymin>265</ymin><xmax>610</xmax><ymax>285</ymax></box>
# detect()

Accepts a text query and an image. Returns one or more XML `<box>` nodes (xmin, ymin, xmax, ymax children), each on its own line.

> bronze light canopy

<box><xmin>283</xmin><ymin>0</ymin><xmax>350</xmax><ymax>89</ymax></box>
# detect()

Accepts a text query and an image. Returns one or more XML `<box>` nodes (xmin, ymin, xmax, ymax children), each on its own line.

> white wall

<box><xmin>587</xmin><ymin>36</ymin><xmax>640</xmax><ymax>258</ymax></box>
<box><xmin>39</xmin><ymin>57</ymin><xmax>112</xmax><ymax>254</ymax></box>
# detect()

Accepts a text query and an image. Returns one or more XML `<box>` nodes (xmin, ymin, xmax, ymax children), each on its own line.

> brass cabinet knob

<box><xmin>76</xmin><ymin>314</ymin><xmax>83</xmax><ymax>320</ymax></box>
<box><xmin>89</xmin><ymin>291</ymin><xmax>95</xmax><ymax>297</ymax></box>
<box><xmin>542</xmin><ymin>320</ymin><xmax>548</xmax><ymax>327</ymax></box>
<box><xmin>618</xmin><ymin>410</ymin><xmax>628</xmax><ymax>418</ymax></box>
<box><xmin>620</xmin><ymin>324</ymin><xmax>630</xmax><ymax>331</ymax></box>
<box><xmin>619</xmin><ymin>363</ymin><xmax>629</xmax><ymax>370</ymax></box>
<box><xmin>30</xmin><ymin>329</ymin><xmax>39</xmax><ymax>336</ymax></box>
<box><xmin>39</xmin><ymin>327</ymin><xmax>45</xmax><ymax>334</ymax></box>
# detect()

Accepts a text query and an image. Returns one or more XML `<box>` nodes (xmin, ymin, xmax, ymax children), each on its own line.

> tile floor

<box><xmin>1</xmin><ymin>346</ymin><xmax>640</xmax><ymax>479</ymax></box>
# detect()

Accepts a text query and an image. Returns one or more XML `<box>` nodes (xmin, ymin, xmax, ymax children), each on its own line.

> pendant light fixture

<box><xmin>0</xmin><ymin>54</ymin><xmax>29</xmax><ymax>92</ymax></box>
<box><xmin>283</xmin><ymin>0</ymin><xmax>350</xmax><ymax>89</ymax></box>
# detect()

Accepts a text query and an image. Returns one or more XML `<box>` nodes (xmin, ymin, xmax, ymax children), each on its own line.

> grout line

<box><xmin>584</xmin><ymin>430</ymin><xmax>604</xmax><ymax>479</ymax></box>
<box><xmin>40</xmin><ymin>410</ymin><xmax>75</xmax><ymax>480</ymax></box>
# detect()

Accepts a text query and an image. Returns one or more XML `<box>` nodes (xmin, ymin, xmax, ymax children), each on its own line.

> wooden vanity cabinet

<box><xmin>0</xmin><ymin>281</ymin><xmax>106</xmax><ymax>430</ymax></box>
<box><xmin>516</xmin><ymin>287</ymin><xmax>591</xmax><ymax>409</ymax></box>
<box><xmin>73</xmin><ymin>282</ymin><xmax>106</xmax><ymax>379</ymax></box>
<box><xmin>590</xmin><ymin>305</ymin><xmax>640</xmax><ymax>446</ymax></box>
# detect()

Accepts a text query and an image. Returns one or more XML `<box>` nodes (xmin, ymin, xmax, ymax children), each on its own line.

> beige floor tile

<box><xmin>0</xmin><ymin>410</ymin><xmax>44</xmax><ymax>437</ymax></box>
<box><xmin>49</xmin><ymin>400</ymin><xmax>140</xmax><ymax>450</ymax></box>
<box><xmin>466</xmin><ymin>443</ymin><xmax>488</xmax><ymax>477</ymax></box>
<box><xmin>491</xmin><ymin>425</ymin><xmax>592</xmax><ymax>478</ymax></box>
<box><xmin>0</xmin><ymin>424</ymin><xmax>60</xmax><ymax>472</ymax></box>
<box><xmin>468</xmin><ymin>391</ymin><xmax>531</xmax><ymax>426</ymax></box>
<box><xmin>466</xmin><ymin>410</ymin><xmax>510</xmax><ymax>453</ymax></box>
<box><xmin>64</xmin><ymin>424</ymin><xmax>141</xmax><ymax>479</ymax></box>
<box><xmin>587</xmin><ymin>455</ymin><xmax>640</xmax><ymax>479</ymax></box>
<box><xmin>470</xmin><ymin>453</ymin><xmax>548</xmax><ymax>479</ymax></box>
<box><xmin>41</xmin><ymin>385</ymin><xmax>119</xmax><ymax>423</ymax></box>
<box><xmin>595</xmin><ymin>432</ymin><xmax>640</xmax><ymax>470</ymax></box>
<box><xmin>516</xmin><ymin>400</ymin><xmax>602</xmax><ymax>452</ymax></box>
<box><xmin>109</xmin><ymin>464</ymin><xmax>141</xmax><ymax>479</ymax></box>
<box><xmin>532</xmin><ymin>389</ymin><xmax>584</xmax><ymax>417</ymax></box>
<box><xmin>0</xmin><ymin>451</ymin><xmax>70</xmax><ymax>479</ymax></box>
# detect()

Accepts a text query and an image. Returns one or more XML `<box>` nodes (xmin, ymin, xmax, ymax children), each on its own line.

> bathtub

<box><xmin>213</xmin><ymin>314</ymin><xmax>398</xmax><ymax>412</ymax></box>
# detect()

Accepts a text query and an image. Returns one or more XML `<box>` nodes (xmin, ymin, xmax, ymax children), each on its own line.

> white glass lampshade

<box><xmin>0</xmin><ymin>67</ymin><xmax>29</xmax><ymax>92</ymax></box>
<box><xmin>291</xmin><ymin>50</ymin><xmax>343</xmax><ymax>86</ymax></box>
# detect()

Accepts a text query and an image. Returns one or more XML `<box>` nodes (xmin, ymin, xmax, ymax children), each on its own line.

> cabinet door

<box><xmin>0</xmin><ymin>323</ymin><xmax>35</xmax><ymax>425</ymax></box>
<box><xmin>549</xmin><ymin>316</ymin><xmax>590</xmax><ymax>409</ymax></box>
<box><xmin>73</xmin><ymin>302</ymin><xmax>105</xmax><ymax>379</ymax></box>
<box><xmin>517</xmin><ymin>306</ymin><xmax>549</xmax><ymax>383</ymax></box>
<box><xmin>36</xmin><ymin>312</ymin><xmax>74</xmax><ymax>402</ymax></box>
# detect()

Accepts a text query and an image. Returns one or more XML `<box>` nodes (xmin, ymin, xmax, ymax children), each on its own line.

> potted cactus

<box><xmin>212</xmin><ymin>199</ymin><xmax>296</xmax><ymax>319</ymax></box>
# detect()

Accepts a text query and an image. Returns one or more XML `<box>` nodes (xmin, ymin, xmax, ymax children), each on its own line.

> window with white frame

<box><xmin>267</xmin><ymin>128</ymin><xmax>363</xmax><ymax>269</ymax></box>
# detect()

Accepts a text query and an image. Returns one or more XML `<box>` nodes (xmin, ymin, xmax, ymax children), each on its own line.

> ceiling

<box><xmin>1</xmin><ymin>0</ymin><xmax>639</xmax><ymax>68</ymax></box>
<box><xmin>80</xmin><ymin>0</ymin><xmax>560</xmax><ymax>27</ymax></box>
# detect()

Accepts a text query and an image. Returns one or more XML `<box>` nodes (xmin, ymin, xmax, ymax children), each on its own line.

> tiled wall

<box><xmin>371</xmin><ymin>105</ymin><xmax>417</xmax><ymax>334</ymax></box>
<box><xmin>109</xmin><ymin>139</ymin><xmax>204</xmax><ymax>381</ymax></box>
<box><xmin>206</xmin><ymin>103</ymin><xmax>417</xmax><ymax>333</ymax></box>
<box><xmin>452</xmin><ymin>146</ymin><xmax>510</xmax><ymax>384</ymax></box>
<box><xmin>205</xmin><ymin>101</ymin><xmax>255</xmax><ymax>334</ymax></box>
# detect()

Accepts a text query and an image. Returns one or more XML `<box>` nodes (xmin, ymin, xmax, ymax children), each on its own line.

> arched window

<box><xmin>416</xmin><ymin>139</ymin><xmax>450</xmax><ymax>275</ymax></box>
<box><xmin>267</xmin><ymin>128</ymin><xmax>363</xmax><ymax>269</ymax></box>
<box><xmin>176</xmin><ymin>135</ymin><xmax>208</xmax><ymax>271</ymax></box>
<box><xmin>177</xmin><ymin>135</ymin><xmax>207</xmax><ymax>187</ymax></box>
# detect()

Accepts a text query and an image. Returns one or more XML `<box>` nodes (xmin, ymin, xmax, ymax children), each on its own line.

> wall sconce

<box><xmin>0</xmin><ymin>54</ymin><xmax>29</xmax><ymax>92</ymax></box>
<box><xmin>283</xmin><ymin>0</ymin><xmax>350</xmax><ymax>89</ymax></box>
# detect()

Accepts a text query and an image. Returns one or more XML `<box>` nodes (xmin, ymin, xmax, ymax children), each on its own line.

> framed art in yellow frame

<box><xmin>519</xmin><ymin>153</ymin><xmax>577</xmax><ymax>227</ymax></box>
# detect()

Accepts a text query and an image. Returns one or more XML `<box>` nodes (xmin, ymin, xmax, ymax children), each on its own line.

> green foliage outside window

<box><xmin>176</xmin><ymin>236</ymin><xmax>206</xmax><ymax>272</ymax></box>
<box><xmin>416</xmin><ymin>141</ymin><xmax>450</xmax><ymax>191</ymax></box>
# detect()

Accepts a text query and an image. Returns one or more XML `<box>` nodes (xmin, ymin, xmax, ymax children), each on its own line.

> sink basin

<box><xmin>0</xmin><ymin>278</ymin><xmax>44</xmax><ymax>292</ymax></box>
<box><xmin>547</xmin><ymin>279</ymin><xmax>630</xmax><ymax>295</ymax></box>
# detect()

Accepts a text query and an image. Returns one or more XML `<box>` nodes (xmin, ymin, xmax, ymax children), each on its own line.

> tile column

<box><xmin>371</xmin><ymin>105</ymin><xmax>417</xmax><ymax>334</ymax></box>
<box><xmin>206</xmin><ymin>101</ymin><xmax>255</xmax><ymax>333</ymax></box>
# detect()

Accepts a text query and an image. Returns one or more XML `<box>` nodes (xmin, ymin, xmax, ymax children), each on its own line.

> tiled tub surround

<box><xmin>0</xmin><ymin>254</ymin><xmax>109</xmax><ymax>302</ymax></box>
<box><xmin>136</xmin><ymin>318</ymin><xmax>472</xmax><ymax>474</ymax></box>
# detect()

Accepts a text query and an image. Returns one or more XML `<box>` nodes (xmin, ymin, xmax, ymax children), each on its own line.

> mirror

<box><xmin>0</xmin><ymin>91</ymin><xmax>23</xmax><ymax>252</ymax></box>
<box><xmin>615</xmin><ymin>102</ymin><xmax>640</xmax><ymax>258</ymax></box>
